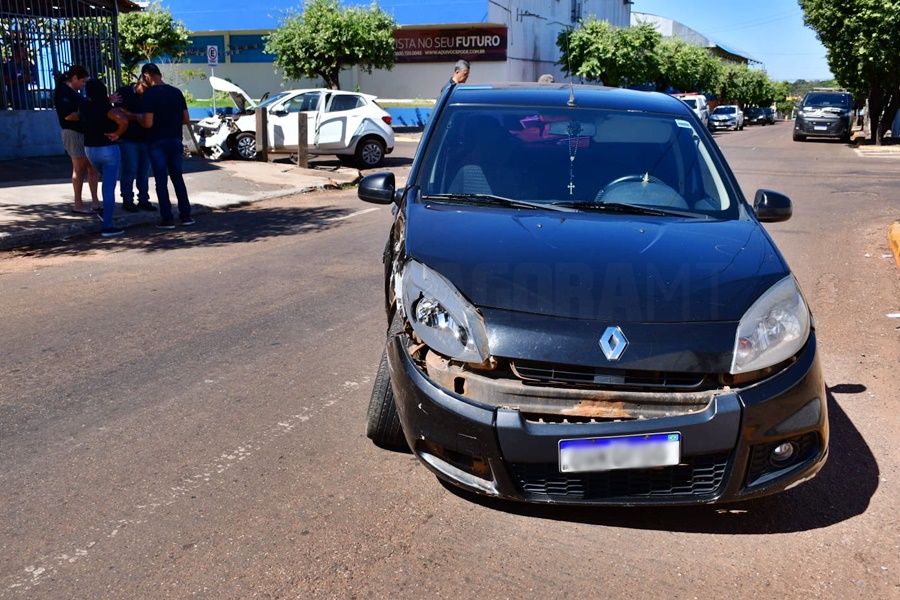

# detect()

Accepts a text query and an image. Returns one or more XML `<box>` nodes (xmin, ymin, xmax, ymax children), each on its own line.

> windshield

<box><xmin>804</xmin><ymin>92</ymin><xmax>851</xmax><ymax>109</ymax></box>
<box><xmin>416</xmin><ymin>105</ymin><xmax>739</xmax><ymax>218</ymax></box>
<box><xmin>258</xmin><ymin>91</ymin><xmax>293</xmax><ymax>109</ymax></box>
<box><xmin>713</xmin><ymin>106</ymin><xmax>737</xmax><ymax>114</ymax></box>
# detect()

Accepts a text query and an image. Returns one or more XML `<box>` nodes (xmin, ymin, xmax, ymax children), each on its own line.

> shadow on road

<box><xmin>7</xmin><ymin>203</ymin><xmax>352</xmax><ymax>258</ymax></box>
<box><xmin>443</xmin><ymin>385</ymin><xmax>877</xmax><ymax>533</ymax></box>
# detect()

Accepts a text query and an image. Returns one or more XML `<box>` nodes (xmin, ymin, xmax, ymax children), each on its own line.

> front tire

<box><xmin>356</xmin><ymin>137</ymin><xmax>386</xmax><ymax>168</ymax></box>
<box><xmin>366</xmin><ymin>349</ymin><xmax>405</xmax><ymax>448</ymax></box>
<box><xmin>233</xmin><ymin>132</ymin><xmax>257</xmax><ymax>160</ymax></box>
<box><xmin>793</xmin><ymin>131</ymin><xmax>806</xmax><ymax>142</ymax></box>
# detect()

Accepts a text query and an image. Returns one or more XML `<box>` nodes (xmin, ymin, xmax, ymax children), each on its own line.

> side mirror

<box><xmin>270</xmin><ymin>106</ymin><xmax>288</xmax><ymax>116</ymax></box>
<box><xmin>753</xmin><ymin>189</ymin><xmax>792</xmax><ymax>222</ymax></box>
<box><xmin>358</xmin><ymin>172</ymin><xmax>396</xmax><ymax>205</ymax></box>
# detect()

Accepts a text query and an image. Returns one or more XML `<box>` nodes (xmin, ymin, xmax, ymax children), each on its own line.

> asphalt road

<box><xmin>1</xmin><ymin>124</ymin><xmax>898</xmax><ymax>599</ymax></box>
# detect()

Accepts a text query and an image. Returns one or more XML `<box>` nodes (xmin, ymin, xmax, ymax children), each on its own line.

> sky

<box><xmin>633</xmin><ymin>0</ymin><xmax>833</xmax><ymax>82</ymax></box>
<box><xmin>156</xmin><ymin>0</ymin><xmax>833</xmax><ymax>83</ymax></box>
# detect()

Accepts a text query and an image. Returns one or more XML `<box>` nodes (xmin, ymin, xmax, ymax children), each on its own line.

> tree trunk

<box><xmin>868</xmin><ymin>83</ymin><xmax>885</xmax><ymax>146</ymax></box>
<box><xmin>321</xmin><ymin>69</ymin><xmax>341</xmax><ymax>90</ymax></box>
<box><xmin>877</xmin><ymin>91</ymin><xmax>899</xmax><ymax>144</ymax></box>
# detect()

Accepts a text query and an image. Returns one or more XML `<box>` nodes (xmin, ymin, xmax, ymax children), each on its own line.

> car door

<box><xmin>314</xmin><ymin>93</ymin><xmax>367</xmax><ymax>151</ymax></box>
<box><xmin>268</xmin><ymin>91</ymin><xmax>321</xmax><ymax>150</ymax></box>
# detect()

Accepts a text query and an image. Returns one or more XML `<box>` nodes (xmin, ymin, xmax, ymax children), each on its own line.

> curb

<box><xmin>0</xmin><ymin>184</ymin><xmax>326</xmax><ymax>252</ymax></box>
<box><xmin>889</xmin><ymin>221</ymin><xmax>900</xmax><ymax>272</ymax></box>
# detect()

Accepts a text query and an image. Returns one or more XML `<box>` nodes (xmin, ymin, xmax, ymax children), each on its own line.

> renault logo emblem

<box><xmin>599</xmin><ymin>326</ymin><xmax>628</xmax><ymax>361</ymax></box>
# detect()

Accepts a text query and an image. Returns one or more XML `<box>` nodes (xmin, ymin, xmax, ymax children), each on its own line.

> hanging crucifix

<box><xmin>566</xmin><ymin>120</ymin><xmax>582</xmax><ymax>196</ymax></box>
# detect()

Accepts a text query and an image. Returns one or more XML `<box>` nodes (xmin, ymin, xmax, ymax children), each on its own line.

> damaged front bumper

<box><xmin>386</xmin><ymin>330</ymin><xmax>828</xmax><ymax>505</ymax></box>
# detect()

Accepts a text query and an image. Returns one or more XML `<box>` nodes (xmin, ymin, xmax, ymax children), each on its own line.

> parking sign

<box><xmin>207</xmin><ymin>45</ymin><xmax>219</xmax><ymax>67</ymax></box>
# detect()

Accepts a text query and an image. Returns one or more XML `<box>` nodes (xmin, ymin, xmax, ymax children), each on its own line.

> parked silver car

<box><xmin>710</xmin><ymin>105</ymin><xmax>744</xmax><ymax>131</ymax></box>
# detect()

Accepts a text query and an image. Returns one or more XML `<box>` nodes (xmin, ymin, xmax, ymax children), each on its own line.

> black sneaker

<box><xmin>156</xmin><ymin>219</ymin><xmax>176</xmax><ymax>229</ymax></box>
<box><xmin>181</xmin><ymin>218</ymin><xmax>196</xmax><ymax>226</ymax></box>
<box><xmin>101</xmin><ymin>227</ymin><xmax>125</xmax><ymax>237</ymax></box>
<box><xmin>137</xmin><ymin>202</ymin><xmax>156</xmax><ymax>212</ymax></box>
<box><xmin>122</xmin><ymin>203</ymin><xmax>139</xmax><ymax>213</ymax></box>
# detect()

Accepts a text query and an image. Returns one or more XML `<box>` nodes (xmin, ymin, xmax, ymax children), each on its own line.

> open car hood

<box><xmin>209</xmin><ymin>76</ymin><xmax>256</xmax><ymax>113</ymax></box>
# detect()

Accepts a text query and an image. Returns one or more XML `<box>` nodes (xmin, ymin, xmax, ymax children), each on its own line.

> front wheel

<box><xmin>355</xmin><ymin>137</ymin><xmax>386</xmax><ymax>168</ymax></box>
<box><xmin>232</xmin><ymin>132</ymin><xmax>257</xmax><ymax>160</ymax></box>
<box><xmin>366</xmin><ymin>349</ymin><xmax>405</xmax><ymax>448</ymax></box>
<box><xmin>793</xmin><ymin>131</ymin><xmax>806</xmax><ymax>142</ymax></box>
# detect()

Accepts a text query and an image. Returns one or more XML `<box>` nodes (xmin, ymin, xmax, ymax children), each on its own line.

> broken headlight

<box><xmin>731</xmin><ymin>275</ymin><xmax>810</xmax><ymax>374</ymax></box>
<box><xmin>400</xmin><ymin>260</ymin><xmax>489</xmax><ymax>363</ymax></box>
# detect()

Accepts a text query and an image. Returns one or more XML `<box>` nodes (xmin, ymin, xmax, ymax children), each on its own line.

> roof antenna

<box><xmin>565</xmin><ymin>26</ymin><xmax>576</xmax><ymax>107</ymax></box>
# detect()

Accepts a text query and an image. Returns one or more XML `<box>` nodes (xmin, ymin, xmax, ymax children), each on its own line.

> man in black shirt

<box><xmin>114</xmin><ymin>77</ymin><xmax>154</xmax><ymax>213</ymax></box>
<box><xmin>440</xmin><ymin>59</ymin><xmax>470</xmax><ymax>95</ymax></box>
<box><xmin>138</xmin><ymin>63</ymin><xmax>194</xmax><ymax>228</ymax></box>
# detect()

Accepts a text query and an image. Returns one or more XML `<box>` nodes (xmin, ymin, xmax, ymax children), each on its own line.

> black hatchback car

<box><xmin>359</xmin><ymin>83</ymin><xmax>827</xmax><ymax>506</ymax></box>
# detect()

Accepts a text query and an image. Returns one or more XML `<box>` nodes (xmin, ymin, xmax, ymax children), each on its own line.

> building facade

<box><xmin>171</xmin><ymin>0</ymin><xmax>632</xmax><ymax>102</ymax></box>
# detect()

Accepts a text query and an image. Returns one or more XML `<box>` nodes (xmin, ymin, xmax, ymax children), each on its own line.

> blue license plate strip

<box><xmin>558</xmin><ymin>432</ymin><xmax>682</xmax><ymax>473</ymax></box>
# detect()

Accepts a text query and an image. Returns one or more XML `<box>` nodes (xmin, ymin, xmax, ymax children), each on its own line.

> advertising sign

<box><xmin>394</xmin><ymin>27</ymin><xmax>507</xmax><ymax>63</ymax></box>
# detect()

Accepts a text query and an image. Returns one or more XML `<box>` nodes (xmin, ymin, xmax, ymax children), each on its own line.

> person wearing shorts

<box><xmin>54</xmin><ymin>65</ymin><xmax>100</xmax><ymax>214</ymax></box>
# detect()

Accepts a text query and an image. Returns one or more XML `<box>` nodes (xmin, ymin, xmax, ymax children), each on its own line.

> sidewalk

<box><xmin>0</xmin><ymin>154</ymin><xmax>362</xmax><ymax>251</ymax></box>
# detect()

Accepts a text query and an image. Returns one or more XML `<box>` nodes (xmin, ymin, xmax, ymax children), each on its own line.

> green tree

<box><xmin>558</xmin><ymin>19</ymin><xmax>661</xmax><ymax>87</ymax></box>
<box><xmin>264</xmin><ymin>0</ymin><xmax>396</xmax><ymax>90</ymax></box>
<box><xmin>117</xmin><ymin>1</ymin><xmax>190</xmax><ymax>80</ymax></box>
<box><xmin>800</xmin><ymin>0</ymin><xmax>900</xmax><ymax>144</ymax></box>
<box><xmin>715</xmin><ymin>63</ymin><xmax>773</xmax><ymax>107</ymax></box>
<box><xmin>655</xmin><ymin>37</ymin><xmax>723</xmax><ymax>94</ymax></box>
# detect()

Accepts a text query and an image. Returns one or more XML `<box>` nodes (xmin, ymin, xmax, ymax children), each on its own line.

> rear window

<box><xmin>416</xmin><ymin>104</ymin><xmax>740</xmax><ymax>218</ymax></box>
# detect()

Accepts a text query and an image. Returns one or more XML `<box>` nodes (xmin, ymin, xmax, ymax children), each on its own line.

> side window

<box><xmin>328</xmin><ymin>95</ymin><xmax>364</xmax><ymax>113</ymax></box>
<box><xmin>285</xmin><ymin>92</ymin><xmax>321</xmax><ymax>113</ymax></box>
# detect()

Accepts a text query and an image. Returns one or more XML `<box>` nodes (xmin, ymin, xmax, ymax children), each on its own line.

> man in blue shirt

<box><xmin>138</xmin><ymin>63</ymin><xmax>194</xmax><ymax>228</ymax></box>
<box><xmin>3</xmin><ymin>45</ymin><xmax>37</xmax><ymax>110</ymax></box>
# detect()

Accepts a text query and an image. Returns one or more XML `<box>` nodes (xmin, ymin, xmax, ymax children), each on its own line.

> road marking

<box><xmin>328</xmin><ymin>207</ymin><xmax>381</xmax><ymax>221</ymax></box>
<box><xmin>854</xmin><ymin>148</ymin><xmax>900</xmax><ymax>158</ymax></box>
<box><xmin>5</xmin><ymin>378</ymin><xmax>371</xmax><ymax>592</ymax></box>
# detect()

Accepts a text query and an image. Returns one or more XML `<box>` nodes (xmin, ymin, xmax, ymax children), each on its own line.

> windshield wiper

<box><xmin>422</xmin><ymin>193</ymin><xmax>576</xmax><ymax>212</ymax></box>
<box><xmin>552</xmin><ymin>201</ymin><xmax>708</xmax><ymax>219</ymax></box>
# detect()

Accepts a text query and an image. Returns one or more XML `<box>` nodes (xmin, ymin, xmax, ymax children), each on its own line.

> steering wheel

<box><xmin>595</xmin><ymin>173</ymin><xmax>672</xmax><ymax>201</ymax></box>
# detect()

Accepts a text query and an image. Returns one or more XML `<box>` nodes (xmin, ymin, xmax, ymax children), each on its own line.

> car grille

<box><xmin>507</xmin><ymin>453</ymin><xmax>729</xmax><ymax>501</ymax></box>
<box><xmin>511</xmin><ymin>360</ymin><xmax>709</xmax><ymax>391</ymax></box>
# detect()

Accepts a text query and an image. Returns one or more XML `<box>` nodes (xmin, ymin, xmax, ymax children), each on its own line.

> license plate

<box><xmin>814</xmin><ymin>125</ymin><xmax>827</xmax><ymax>131</ymax></box>
<box><xmin>559</xmin><ymin>432</ymin><xmax>681</xmax><ymax>473</ymax></box>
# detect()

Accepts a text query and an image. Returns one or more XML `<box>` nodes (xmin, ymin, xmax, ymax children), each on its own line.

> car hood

<box><xmin>209</xmin><ymin>76</ymin><xmax>256</xmax><ymax>112</ymax></box>
<box><xmin>405</xmin><ymin>203</ymin><xmax>789</xmax><ymax>323</ymax></box>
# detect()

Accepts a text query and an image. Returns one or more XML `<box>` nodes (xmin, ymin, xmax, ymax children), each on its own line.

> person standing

<box><xmin>2</xmin><ymin>45</ymin><xmax>37</xmax><ymax>110</ymax></box>
<box><xmin>79</xmin><ymin>79</ymin><xmax>129</xmax><ymax>237</ymax></box>
<box><xmin>440</xmin><ymin>59</ymin><xmax>470</xmax><ymax>94</ymax></box>
<box><xmin>114</xmin><ymin>77</ymin><xmax>154</xmax><ymax>213</ymax></box>
<box><xmin>53</xmin><ymin>65</ymin><xmax>101</xmax><ymax>214</ymax></box>
<box><xmin>138</xmin><ymin>63</ymin><xmax>194</xmax><ymax>228</ymax></box>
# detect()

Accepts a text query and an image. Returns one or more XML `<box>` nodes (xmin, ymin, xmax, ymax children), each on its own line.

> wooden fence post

<box><xmin>255</xmin><ymin>107</ymin><xmax>269</xmax><ymax>162</ymax></box>
<box><xmin>296</xmin><ymin>114</ymin><xmax>308</xmax><ymax>167</ymax></box>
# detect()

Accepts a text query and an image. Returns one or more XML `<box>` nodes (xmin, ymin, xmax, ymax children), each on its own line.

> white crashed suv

<box><xmin>193</xmin><ymin>77</ymin><xmax>394</xmax><ymax>167</ymax></box>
